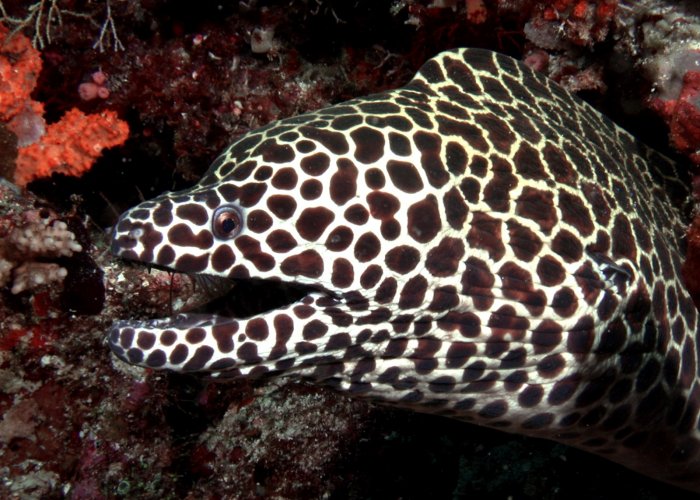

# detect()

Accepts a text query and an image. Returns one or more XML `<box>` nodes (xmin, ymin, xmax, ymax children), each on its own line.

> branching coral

<box><xmin>0</xmin><ymin>0</ymin><xmax>123</xmax><ymax>51</ymax></box>
<box><xmin>0</xmin><ymin>198</ymin><xmax>82</xmax><ymax>294</ymax></box>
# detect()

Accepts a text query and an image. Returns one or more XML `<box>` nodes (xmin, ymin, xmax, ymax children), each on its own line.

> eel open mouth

<box><xmin>194</xmin><ymin>275</ymin><xmax>317</xmax><ymax>319</ymax></box>
<box><xmin>107</xmin><ymin>259</ymin><xmax>333</xmax><ymax>373</ymax></box>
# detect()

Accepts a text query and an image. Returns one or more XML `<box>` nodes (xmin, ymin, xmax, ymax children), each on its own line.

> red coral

<box><xmin>14</xmin><ymin>108</ymin><xmax>129</xmax><ymax>186</ymax></box>
<box><xmin>0</xmin><ymin>24</ymin><xmax>43</xmax><ymax>123</ymax></box>
<box><xmin>648</xmin><ymin>57</ymin><xmax>700</xmax><ymax>166</ymax></box>
<box><xmin>0</xmin><ymin>23</ymin><xmax>129</xmax><ymax>186</ymax></box>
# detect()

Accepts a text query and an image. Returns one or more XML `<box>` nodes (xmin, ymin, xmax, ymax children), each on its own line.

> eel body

<box><xmin>108</xmin><ymin>49</ymin><xmax>700</xmax><ymax>491</ymax></box>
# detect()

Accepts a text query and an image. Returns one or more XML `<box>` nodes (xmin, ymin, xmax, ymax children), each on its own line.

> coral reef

<box><xmin>0</xmin><ymin>0</ymin><xmax>697</xmax><ymax>498</ymax></box>
<box><xmin>0</xmin><ymin>23</ymin><xmax>129</xmax><ymax>186</ymax></box>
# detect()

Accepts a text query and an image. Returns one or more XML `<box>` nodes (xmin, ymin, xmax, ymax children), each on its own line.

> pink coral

<box><xmin>79</xmin><ymin>70</ymin><xmax>111</xmax><ymax>101</ymax></box>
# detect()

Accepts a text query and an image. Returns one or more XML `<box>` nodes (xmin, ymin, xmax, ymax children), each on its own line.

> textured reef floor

<box><xmin>0</xmin><ymin>1</ymin><xmax>699</xmax><ymax>498</ymax></box>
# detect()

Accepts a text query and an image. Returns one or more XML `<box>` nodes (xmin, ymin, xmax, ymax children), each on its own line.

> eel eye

<box><xmin>213</xmin><ymin>206</ymin><xmax>243</xmax><ymax>239</ymax></box>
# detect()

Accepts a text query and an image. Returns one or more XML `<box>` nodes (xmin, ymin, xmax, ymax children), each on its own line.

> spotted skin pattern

<box><xmin>109</xmin><ymin>49</ymin><xmax>700</xmax><ymax>491</ymax></box>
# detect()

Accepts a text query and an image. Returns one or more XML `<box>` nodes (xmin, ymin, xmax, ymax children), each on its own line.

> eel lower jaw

<box><xmin>107</xmin><ymin>270</ymin><xmax>329</xmax><ymax>367</ymax></box>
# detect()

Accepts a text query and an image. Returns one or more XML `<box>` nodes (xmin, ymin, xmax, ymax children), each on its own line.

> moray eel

<box><xmin>108</xmin><ymin>49</ymin><xmax>700</xmax><ymax>491</ymax></box>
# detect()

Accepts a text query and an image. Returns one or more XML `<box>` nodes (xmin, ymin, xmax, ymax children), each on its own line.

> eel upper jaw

<box><xmin>114</xmin><ymin>259</ymin><xmax>331</xmax><ymax>329</ymax></box>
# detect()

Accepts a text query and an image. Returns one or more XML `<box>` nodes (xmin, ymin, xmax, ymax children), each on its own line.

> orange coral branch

<box><xmin>14</xmin><ymin>108</ymin><xmax>129</xmax><ymax>187</ymax></box>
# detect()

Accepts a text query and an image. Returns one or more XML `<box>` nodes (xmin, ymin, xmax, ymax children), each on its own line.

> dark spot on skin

<box><xmin>170</xmin><ymin>344</ymin><xmax>189</xmax><ymax>365</ymax></box>
<box><xmin>325</xmin><ymin>226</ymin><xmax>354</xmax><ymax>251</ymax></box>
<box><xmin>537</xmin><ymin>354</ymin><xmax>565</xmax><ymax>378</ymax></box>
<box><xmin>266</xmin><ymin>230</ymin><xmax>297</xmax><ymax>253</ymax></box>
<box><xmin>344</xmin><ymin>204</ymin><xmax>369</xmax><ymax>225</ymax></box>
<box><xmin>246</xmin><ymin>318</ymin><xmax>269</xmax><ymax>341</ymax></box>
<box><xmin>507</xmin><ymin>220</ymin><xmax>542</xmax><ymax>262</ymax></box>
<box><xmin>300</xmin><ymin>152</ymin><xmax>331</xmax><ymax>176</ymax></box>
<box><xmin>552</xmin><ymin>287</ymin><xmax>578</xmax><ymax>317</ymax></box>
<box><xmin>429</xmin><ymin>286</ymin><xmax>459</xmax><ymax>311</ymax></box>
<box><xmin>261</xmin><ymin>143</ymin><xmax>295</xmax><ymax>163</ymax></box>
<box><xmin>399</xmin><ymin>275</ymin><xmax>428</xmax><ymax>309</ymax></box>
<box><xmin>136</xmin><ymin>332</ymin><xmax>156</xmax><ymax>350</ymax></box>
<box><xmin>425</xmin><ymin>237</ymin><xmax>465</xmax><ymax>277</ymax></box>
<box><xmin>385</xmin><ymin>246</ymin><xmax>421</xmax><ymax>274</ymax></box>
<box><xmin>271</xmin><ymin>167</ymin><xmax>298</xmax><ymax>190</ymax></box>
<box><xmin>381</xmin><ymin>219</ymin><xmax>401</xmax><ymax>240</ymax></box>
<box><xmin>300</xmin><ymin>179</ymin><xmax>323</xmax><ymax>200</ymax></box>
<box><xmin>238</xmin><ymin>183</ymin><xmax>268</xmax><ymax>208</ymax></box>
<box><xmin>516</xmin><ymin>187</ymin><xmax>557</xmax><ymax>233</ymax></box>
<box><xmin>267</xmin><ymin>195</ymin><xmax>297</xmax><ymax>219</ymax></box>
<box><xmin>159</xmin><ymin>330</ymin><xmax>176</xmax><ymax>346</ymax></box>
<box><xmin>365</xmin><ymin>168</ymin><xmax>385</xmax><ymax>189</ymax></box>
<box><xmin>281</xmin><ymin>250</ymin><xmax>324</xmax><ymax>278</ymax></box>
<box><xmin>168</xmin><ymin>224</ymin><xmax>213</xmax><ymax>249</ymax></box>
<box><xmin>360</xmin><ymin>265</ymin><xmax>383</xmax><ymax>289</ymax></box>
<box><xmin>234</xmin><ymin>235</ymin><xmax>275</xmax><ymax>271</ymax></box>
<box><xmin>212</xmin><ymin>322</ymin><xmax>237</xmax><ymax>353</ymax></box>
<box><xmin>295</xmin><ymin>139</ymin><xmax>316</xmax><ymax>153</ymax></box>
<box><xmin>247</xmin><ymin>210</ymin><xmax>273</xmax><ymax>233</ymax></box>
<box><xmin>475</xmin><ymin>113</ymin><xmax>516</xmax><ymax>154</ymax></box>
<box><xmin>612</xmin><ymin>213</ymin><xmax>637</xmax><ymax>262</ymax></box>
<box><xmin>459</xmin><ymin>177</ymin><xmax>480</xmax><ymax>203</ymax></box>
<box><xmin>388</xmin><ymin>132</ymin><xmax>412</xmax><ymax>156</ymax></box>
<box><xmin>230</xmin><ymin>160</ymin><xmax>257</xmax><ymax>180</ymax></box>
<box><xmin>443</xmin><ymin>187</ymin><xmax>468</xmax><ymax>230</ymax></box>
<box><xmin>559</xmin><ymin>191</ymin><xmax>594</xmax><ymax>236</ymax></box>
<box><xmin>367</xmin><ymin>191</ymin><xmax>400</xmax><ymax>220</ymax></box>
<box><xmin>519</xmin><ymin>385</ymin><xmax>544</xmax><ymax>407</ymax></box>
<box><xmin>296</xmin><ymin>207</ymin><xmax>335</xmax><ymax>242</ymax></box>
<box><xmin>467</xmin><ymin>212</ymin><xmax>505</xmax><ymax>261</ymax></box>
<box><xmin>536</xmin><ymin>255</ymin><xmax>566</xmax><ymax>286</ymax></box>
<box><xmin>182</xmin><ymin>345</ymin><xmax>214</xmax><ymax>372</ymax></box>
<box><xmin>514</xmin><ymin>142</ymin><xmax>547</xmax><ymax>180</ymax></box>
<box><xmin>548</xmin><ymin>376</ymin><xmax>580</xmax><ymax>405</ymax></box>
<box><xmin>329</xmin><ymin>114</ymin><xmax>363</xmax><ymax>131</ymax></box>
<box><xmin>152</xmin><ymin>201</ymin><xmax>174</xmax><ymax>226</ymax></box>
<box><xmin>375</xmin><ymin>277</ymin><xmax>397</xmax><ymax>303</ymax></box>
<box><xmin>552</xmin><ymin>229</ymin><xmax>584</xmax><ymax>263</ymax></box>
<box><xmin>414</xmin><ymin>130</ymin><xmax>450</xmax><ymax>189</ymax></box>
<box><xmin>354</xmin><ymin>233</ymin><xmax>381</xmax><ymax>262</ymax></box>
<box><xmin>351</xmin><ymin>126</ymin><xmax>385</xmax><ymax>164</ymax></box>
<box><xmin>303</xmin><ymin>320</ymin><xmax>328</xmax><ymax>340</ymax></box>
<box><xmin>157</xmin><ymin>245</ymin><xmax>175</xmax><ymax>266</ymax></box>
<box><xmin>461</xmin><ymin>257</ymin><xmax>495</xmax><ymax>311</ymax></box>
<box><xmin>418</xmin><ymin>58</ymin><xmax>445</xmax><ymax>83</ymax></box>
<box><xmin>237</xmin><ymin>342</ymin><xmax>261</xmax><ymax>363</ymax></box>
<box><xmin>543</xmin><ymin>143</ymin><xmax>577</xmax><ymax>186</ymax></box>
<box><xmin>445</xmin><ymin>141</ymin><xmax>468</xmax><ymax>175</ymax></box>
<box><xmin>176</xmin><ymin>204</ymin><xmax>208</xmax><ymax>225</ymax></box>
<box><xmin>407</xmin><ymin>195</ymin><xmax>441</xmax><ymax>243</ymax></box>
<box><xmin>332</xmin><ymin>258</ymin><xmax>354</xmax><ymax>288</ymax></box>
<box><xmin>146</xmin><ymin>349</ymin><xmax>167</xmax><ymax>368</ymax></box>
<box><xmin>218</xmin><ymin>184</ymin><xmax>239</xmax><ymax>202</ymax></box>
<box><xmin>298</xmin><ymin>127</ymin><xmax>350</xmax><ymax>155</ymax></box>
<box><xmin>185</xmin><ymin>328</ymin><xmax>206</xmax><ymax>344</ymax></box>
<box><xmin>387</xmin><ymin>160</ymin><xmax>424</xmax><ymax>193</ymax></box>
<box><xmin>175</xmin><ymin>254</ymin><xmax>209</xmax><ymax>273</ymax></box>
<box><xmin>482</xmin><ymin>157</ymin><xmax>518</xmax><ymax>212</ymax></box>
